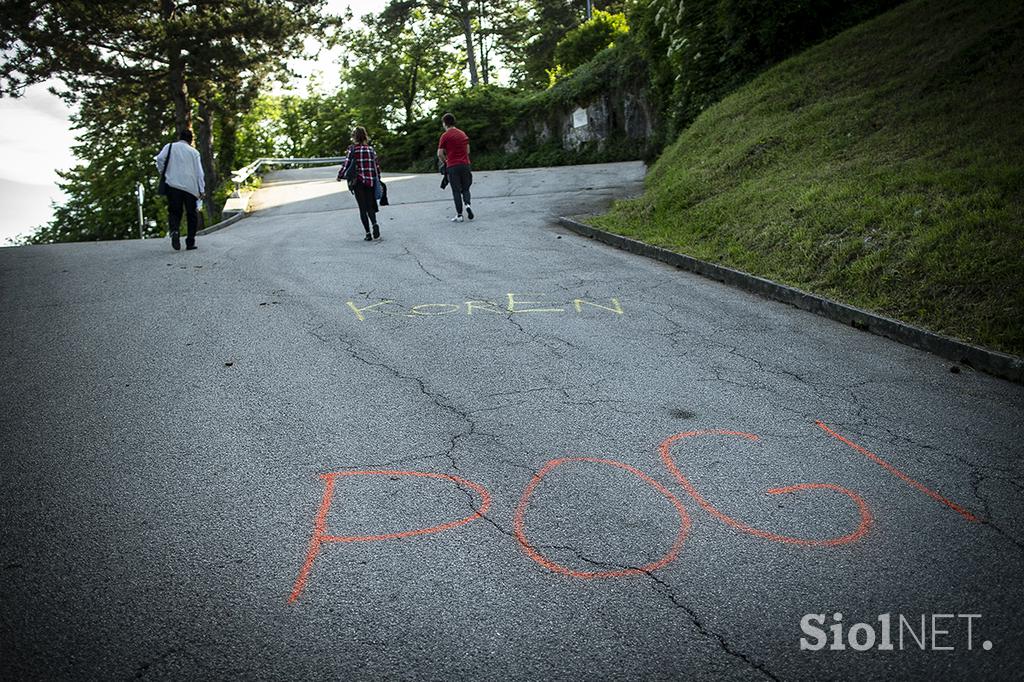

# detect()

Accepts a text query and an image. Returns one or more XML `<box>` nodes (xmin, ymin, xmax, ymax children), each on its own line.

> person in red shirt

<box><xmin>437</xmin><ymin>112</ymin><xmax>474</xmax><ymax>223</ymax></box>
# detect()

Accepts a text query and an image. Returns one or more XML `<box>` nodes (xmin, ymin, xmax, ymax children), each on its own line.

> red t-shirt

<box><xmin>438</xmin><ymin>127</ymin><xmax>471</xmax><ymax>166</ymax></box>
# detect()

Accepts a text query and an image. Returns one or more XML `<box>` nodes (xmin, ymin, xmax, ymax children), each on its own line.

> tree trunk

<box><xmin>478</xmin><ymin>0</ymin><xmax>488</xmax><ymax>85</ymax></box>
<box><xmin>196</xmin><ymin>98</ymin><xmax>220</xmax><ymax>221</ymax></box>
<box><xmin>478</xmin><ymin>32</ymin><xmax>488</xmax><ymax>84</ymax></box>
<box><xmin>169</xmin><ymin>60</ymin><xmax>190</xmax><ymax>136</ymax></box>
<box><xmin>405</xmin><ymin>50</ymin><xmax>421</xmax><ymax>126</ymax></box>
<box><xmin>218</xmin><ymin>112</ymin><xmax>238</xmax><ymax>196</ymax></box>
<box><xmin>459</xmin><ymin>0</ymin><xmax>478</xmax><ymax>86</ymax></box>
<box><xmin>162</xmin><ymin>0</ymin><xmax>191</xmax><ymax>135</ymax></box>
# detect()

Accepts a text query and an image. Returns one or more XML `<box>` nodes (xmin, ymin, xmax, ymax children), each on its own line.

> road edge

<box><xmin>197</xmin><ymin>210</ymin><xmax>247</xmax><ymax>236</ymax></box>
<box><xmin>558</xmin><ymin>216</ymin><xmax>1023</xmax><ymax>384</ymax></box>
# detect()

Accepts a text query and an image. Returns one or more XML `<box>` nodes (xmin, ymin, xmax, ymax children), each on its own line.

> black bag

<box><xmin>337</xmin><ymin>149</ymin><xmax>358</xmax><ymax>180</ymax></box>
<box><xmin>338</xmin><ymin>150</ymin><xmax>359</xmax><ymax>192</ymax></box>
<box><xmin>379</xmin><ymin>181</ymin><xmax>389</xmax><ymax>206</ymax></box>
<box><xmin>344</xmin><ymin>149</ymin><xmax>358</xmax><ymax>180</ymax></box>
<box><xmin>157</xmin><ymin>142</ymin><xmax>173</xmax><ymax>195</ymax></box>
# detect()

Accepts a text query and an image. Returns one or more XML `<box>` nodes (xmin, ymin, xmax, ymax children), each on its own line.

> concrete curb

<box><xmin>558</xmin><ymin>216</ymin><xmax>1024</xmax><ymax>384</ymax></box>
<box><xmin>197</xmin><ymin>210</ymin><xmax>247</xmax><ymax>236</ymax></box>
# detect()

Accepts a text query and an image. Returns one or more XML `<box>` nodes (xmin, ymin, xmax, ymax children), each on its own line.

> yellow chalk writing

<box><xmin>346</xmin><ymin>294</ymin><xmax>624</xmax><ymax>321</ymax></box>
<box><xmin>506</xmin><ymin>293</ymin><xmax>565</xmax><ymax>314</ymax></box>
<box><xmin>466</xmin><ymin>301</ymin><xmax>503</xmax><ymax>315</ymax></box>
<box><xmin>346</xmin><ymin>300</ymin><xmax>395</xmax><ymax>321</ymax></box>
<box><xmin>411</xmin><ymin>304</ymin><xmax>460</xmax><ymax>316</ymax></box>
<box><xmin>573</xmin><ymin>298</ymin><xmax>623</xmax><ymax>314</ymax></box>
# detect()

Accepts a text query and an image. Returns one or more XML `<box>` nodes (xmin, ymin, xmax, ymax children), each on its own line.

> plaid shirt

<box><xmin>340</xmin><ymin>144</ymin><xmax>381</xmax><ymax>187</ymax></box>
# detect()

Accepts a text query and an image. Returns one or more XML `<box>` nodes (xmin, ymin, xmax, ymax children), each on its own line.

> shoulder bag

<box><xmin>157</xmin><ymin>142</ymin><xmax>173</xmax><ymax>195</ymax></box>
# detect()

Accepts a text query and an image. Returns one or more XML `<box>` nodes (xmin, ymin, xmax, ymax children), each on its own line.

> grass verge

<box><xmin>590</xmin><ymin>0</ymin><xmax>1023</xmax><ymax>356</ymax></box>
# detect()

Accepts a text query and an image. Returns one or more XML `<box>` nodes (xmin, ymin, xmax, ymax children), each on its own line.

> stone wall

<box><xmin>503</xmin><ymin>87</ymin><xmax>654</xmax><ymax>154</ymax></box>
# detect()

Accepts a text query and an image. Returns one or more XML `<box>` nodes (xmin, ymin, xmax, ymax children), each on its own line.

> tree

<box><xmin>421</xmin><ymin>0</ymin><xmax>481</xmax><ymax>86</ymax></box>
<box><xmin>474</xmin><ymin>0</ymin><xmax>532</xmax><ymax>86</ymax></box>
<box><xmin>341</xmin><ymin>0</ymin><xmax>462</xmax><ymax>128</ymax></box>
<box><xmin>550</xmin><ymin>8</ymin><xmax>628</xmax><ymax>82</ymax></box>
<box><xmin>1</xmin><ymin>1</ymin><xmax>329</xmax><ymax>236</ymax></box>
<box><xmin>515</xmin><ymin>0</ymin><xmax>579</xmax><ymax>88</ymax></box>
<box><xmin>277</xmin><ymin>90</ymin><xmax>359</xmax><ymax>158</ymax></box>
<box><xmin>500</xmin><ymin>0</ymin><xmax>628</xmax><ymax>88</ymax></box>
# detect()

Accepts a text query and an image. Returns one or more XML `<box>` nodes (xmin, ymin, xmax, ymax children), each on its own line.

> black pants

<box><xmin>167</xmin><ymin>186</ymin><xmax>198</xmax><ymax>246</ymax></box>
<box><xmin>353</xmin><ymin>182</ymin><xmax>378</xmax><ymax>231</ymax></box>
<box><xmin>447</xmin><ymin>164</ymin><xmax>472</xmax><ymax>215</ymax></box>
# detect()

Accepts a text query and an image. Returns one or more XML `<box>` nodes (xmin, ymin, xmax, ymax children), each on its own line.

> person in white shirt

<box><xmin>154</xmin><ymin>129</ymin><xmax>206</xmax><ymax>251</ymax></box>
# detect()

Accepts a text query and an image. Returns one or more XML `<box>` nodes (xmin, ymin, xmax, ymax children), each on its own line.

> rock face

<box><xmin>503</xmin><ymin>87</ymin><xmax>653</xmax><ymax>154</ymax></box>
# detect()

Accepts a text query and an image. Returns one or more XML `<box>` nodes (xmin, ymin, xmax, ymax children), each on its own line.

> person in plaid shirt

<box><xmin>337</xmin><ymin>127</ymin><xmax>382</xmax><ymax>240</ymax></box>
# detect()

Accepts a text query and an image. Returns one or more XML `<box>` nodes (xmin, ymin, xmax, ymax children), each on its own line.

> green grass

<box><xmin>591</xmin><ymin>0</ymin><xmax>1024</xmax><ymax>356</ymax></box>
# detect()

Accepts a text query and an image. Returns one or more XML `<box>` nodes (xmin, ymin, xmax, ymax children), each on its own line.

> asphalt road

<box><xmin>2</xmin><ymin>162</ymin><xmax>1022</xmax><ymax>680</ymax></box>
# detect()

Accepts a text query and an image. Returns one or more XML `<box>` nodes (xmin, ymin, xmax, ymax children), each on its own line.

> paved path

<box><xmin>2</xmin><ymin>162</ymin><xmax>1022</xmax><ymax>680</ymax></box>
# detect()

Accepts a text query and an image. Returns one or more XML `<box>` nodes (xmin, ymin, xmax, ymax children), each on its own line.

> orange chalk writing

<box><xmin>513</xmin><ymin>457</ymin><xmax>691</xmax><ymax>579</ymax></box>
<box><xmin>659</xmin><ymin>430</ymin><xmax>872</xmax><ymax>546</ymax></box>
<box><xmin>289</xmin><ymin>470</ymin><xmax>492</xmax><ymax>603</ymax></box>
<box><xmin>289</xmin><ymin>423</ymin><xmax>983</xmax><ymax>601</ymax></box>
<box><xmin>816</xmin><ymin>421</ymin><xmax>979</xmax><ymax>523</ymax></box>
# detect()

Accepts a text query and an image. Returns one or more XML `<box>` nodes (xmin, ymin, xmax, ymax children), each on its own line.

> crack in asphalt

<box><xmin>309</xmin><ymin>321</ymin><xmax>576</xmax><ymax>500</ymax></box>
<box><xmin>724</xmin><ymin>345</ymin><xmax>808</xmax><ymax>385</ymax></box>
<box><xmin>839</xmin><ymin>421</ymin><xmax>1024</xmax><ymax>552</ymax></box>
<box><xmin>470</xmin><ymin>508</ymin><xmax>784</xmax><ymax>682</ymax></box>
<box><xmin>979</xmin><ymin>518</ymin><xmax>1024</xmax><ymax>553</ymax></box>
<box><xmin>332</xmin><ymin>337</ymin><xmax>475</xmax><ymax>458</ymax></box>
<box><xmin>643</xmin><ymin>572</ymin><xmax>782</xmax><ymax>681</ymax></box>
<box><xmin>400</xmin><ymin>246</ymin><xmax>444</xmax><ymax>283</ymax></box>
<box><xmin>435</xmin><ymin>459</ymin><xmax>784</xmax><ymax>681</ymax></box>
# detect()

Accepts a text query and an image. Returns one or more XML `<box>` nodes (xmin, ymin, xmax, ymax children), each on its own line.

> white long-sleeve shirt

<box><xmin>155</xmin><ymin>140</ymin><xmax>205</xmax><ymax>198</ymax></box>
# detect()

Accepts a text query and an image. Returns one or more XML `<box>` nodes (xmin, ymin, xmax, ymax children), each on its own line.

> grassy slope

<box><xmin>592</xmin><ymin>0</ymin><xmax>1023</xmax><ymax>356</ymax></box>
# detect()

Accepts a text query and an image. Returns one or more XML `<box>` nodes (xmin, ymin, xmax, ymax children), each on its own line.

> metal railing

<box><xmin>230</xmin><ymin>156</ymin><xmax>347</xmax><ymax>195</ymax></box>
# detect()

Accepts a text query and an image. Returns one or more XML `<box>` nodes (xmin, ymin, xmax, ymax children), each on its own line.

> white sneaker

<box><xmin>465</xmin><ymin>205</ymin><xmax>474</xmax><ymax>220</ymax></box>
<box><xmin>450</xmin><ymin>215</ymin><xmax>464</xmax><ymax>223</ymax></box>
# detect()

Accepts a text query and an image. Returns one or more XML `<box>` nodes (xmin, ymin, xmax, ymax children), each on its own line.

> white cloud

<box><xmin>0</xmin><ymin>178</ymin><xmax>67</xmax><ymax>245</ymax></box>
<box><xmin>0</xmin><ymin>82</ymin><xmax>77</xmax><ymax>186</ymax></box>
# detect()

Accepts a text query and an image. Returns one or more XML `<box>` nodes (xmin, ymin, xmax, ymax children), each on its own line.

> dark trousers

<box><xmin>353</xmin><ymin>182</ymin><xmax>378</xmax><ymax>231</ymax></box>
<box><xmin>447</xmin><ymin>164</ymin><xmax>472</xmax><ymax>215</ymax></box>
<box><xmin>167</xmin><ymin>185</ymin><xmax>199</xmax><ymax>246</ymax></box>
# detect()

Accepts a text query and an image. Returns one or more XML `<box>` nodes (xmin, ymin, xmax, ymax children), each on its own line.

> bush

<box><xmin>379</xmin><ymin>85</ymin><xmax>525</xmax><ymax>171</ymax></box>
<box><xmin>551</xmin><ymin>9</ymin><xmax>630</xmax><ymax>82</ymax></box>
<box><xmin>629</xmin><ymin>0</ymin><xmax>902</xmax><ymax>144</ymax></box>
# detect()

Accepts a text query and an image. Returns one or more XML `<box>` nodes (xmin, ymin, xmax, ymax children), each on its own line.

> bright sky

<box><xmin>0</xmin><ymin>0</ymin><xmax>385</xmax><ymax>245</ymax></box>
